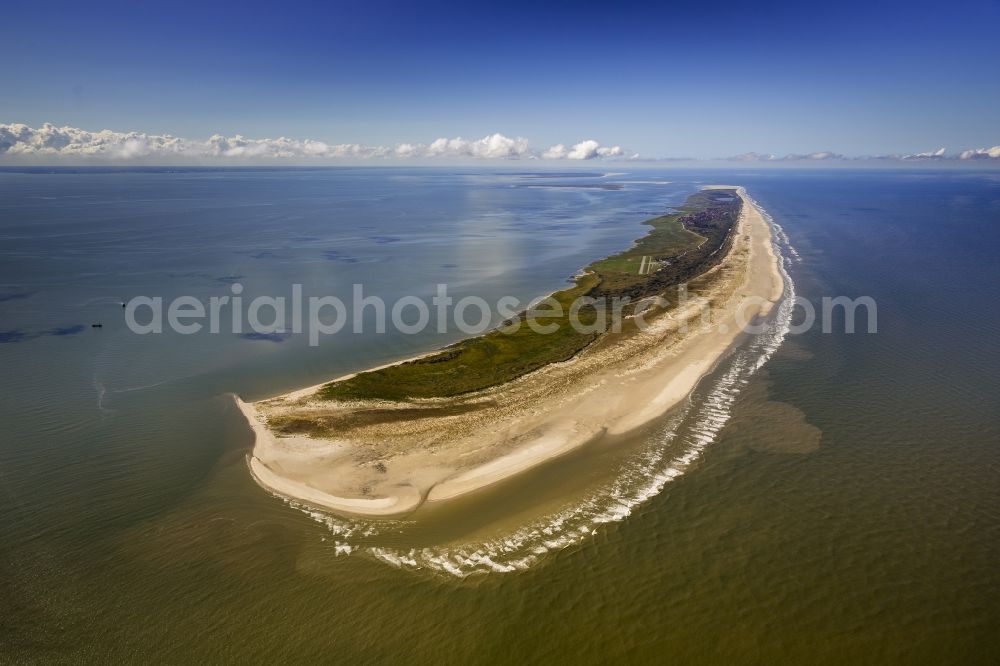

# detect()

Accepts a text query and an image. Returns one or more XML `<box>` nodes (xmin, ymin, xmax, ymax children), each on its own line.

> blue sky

<box><xmin>2</xmin><ymin>0</ymin><xmax>999</xmax><ymax>160</ymax></box>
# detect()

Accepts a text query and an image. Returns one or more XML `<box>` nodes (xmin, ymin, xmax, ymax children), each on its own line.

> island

<box><xmin>237</xmin><ymin>186</ymin><xmax>783</xmax><ymax>516</ymax></box>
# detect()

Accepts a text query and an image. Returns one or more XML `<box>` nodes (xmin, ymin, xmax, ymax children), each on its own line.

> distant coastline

<box><xmin>239</xmin><ymin>186</ymin><xmax>783</xmax><ymax>516</ymax></box>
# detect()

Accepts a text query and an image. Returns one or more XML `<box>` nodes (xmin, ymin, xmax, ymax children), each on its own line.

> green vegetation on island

<box><xmin>316</xmin><ymin>189</ymin><xmax>740</xmax><ymax>403</ymax></box>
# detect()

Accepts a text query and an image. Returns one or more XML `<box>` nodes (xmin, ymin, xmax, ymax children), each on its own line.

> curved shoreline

<box><xmin>239</xmin><ymin>398</ymin><xmax>425</xmax><ymax>515</ymax></box>
<box><xmin>239</xmin><ymin>187</ymin><xmax>783</xmax><ymax>517</ymax></box>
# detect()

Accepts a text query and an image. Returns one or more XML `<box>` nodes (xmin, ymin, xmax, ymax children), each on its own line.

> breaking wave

<box><xmin>747</xmin><ymin>194</ymin><xmax>801</xmax><ymax>263</ymax></box>
<box><xmin>292</xmin><ymin>196</ymin><xmax>797</xmax><ymax>577</ymax></box>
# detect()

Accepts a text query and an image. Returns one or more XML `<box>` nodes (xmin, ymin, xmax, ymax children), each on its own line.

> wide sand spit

<box><xmin>238</xmin><ymin>187</ymin><xmax>784</xmax><ymax>516</ymax></box>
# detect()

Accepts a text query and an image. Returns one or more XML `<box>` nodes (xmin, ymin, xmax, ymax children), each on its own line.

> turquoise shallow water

<box><xmin>1</xmin><ymin>168</ymin><xmax>998</xmax><ymax>662</ymax></box>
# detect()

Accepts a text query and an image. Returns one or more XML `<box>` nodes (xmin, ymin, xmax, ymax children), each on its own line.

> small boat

<box><xmin>91</xmin><ymin>323</ymin><xmax>103</xmax><ymax>328</ymax></box>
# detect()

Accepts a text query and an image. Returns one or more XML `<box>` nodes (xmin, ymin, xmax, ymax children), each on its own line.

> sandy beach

<box><xmin>240</xmin><ymin>187</ymin><xmax>783</xmax><ymax>517</ymax></box>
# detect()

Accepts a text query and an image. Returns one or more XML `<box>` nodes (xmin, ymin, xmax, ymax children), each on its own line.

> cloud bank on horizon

<box><xmin>0</xmin><ymin>123</ymin><xmax>628</xmax><ymax>163</ymax></box>
<box><xmin>728</xmin><ymin>147</ymin><xmax>1000</xmax><ymax>162</ymax></box>
<box><xmin>1</xmin><ymin>122</ymin><xmax>997</xmax><ymax>164</ymax></box>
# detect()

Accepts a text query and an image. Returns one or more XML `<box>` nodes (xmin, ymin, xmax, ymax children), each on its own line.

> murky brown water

<box><xmin>2</xmin><ymin>169</ymin><xmax>998</xmax><ymax>662</ymax></box>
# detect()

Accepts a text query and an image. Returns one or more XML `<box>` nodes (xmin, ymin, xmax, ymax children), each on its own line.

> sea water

<box><xmin>1</xmin><ymin>167</ymin><xmax>997</xmax><ymax>662</ymax></box>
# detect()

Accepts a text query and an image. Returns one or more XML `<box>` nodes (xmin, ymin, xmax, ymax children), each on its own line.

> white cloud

<box><xmin>0</xmin><ymin>122</ymin><xmax>630</xmax><ymax>162</ymax></box>
<box><xmin>0</xmin><ymin>122</ymin><xmax>189</xmax><ymax>158</ymax></box>
<box><xmin>797</xmin><ymin>151</ymin><xmax>843</xmax><ymax>160</ymax></box>
<box><xmin>899</xmin><ymin>147</ymin><xmax>947</xmax><ymax>160</ymax></box>
<box><xmin>729</xmin><ymin>146</ymin><xmax>1000</xmax><ymax>162</ymax></box>
<box><xmin>725</xmin><ymin>151</ymin><xmax>844</xmax><ymax>162</ymax></box>
<box><xmin>729</xmin><ymin>152</ymin><xmax>778</xmax><ymax>162</ymax></box>
<box><xmin>4</xmin><ymin>123</ymin><xmax>994</xmax><ymax>163</ymax></box>
<box><xmin>426</xmin><ymin>133</ymin><xmax>532</xmax><ymax>159</ymax></box>
<box><xmin>541</xmin><ymin>143</ymin><xmax>567</xmax><ymax>159</ymax></box>
<box><xmin>562</xmin><ymin>139</ymin><xmax>624</xmax><ymax>160</ymax></box>
<box><xmin>959</xmin><ymin>146</ymin><xmax>1000</xmax><ymax>160</ymax></box>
